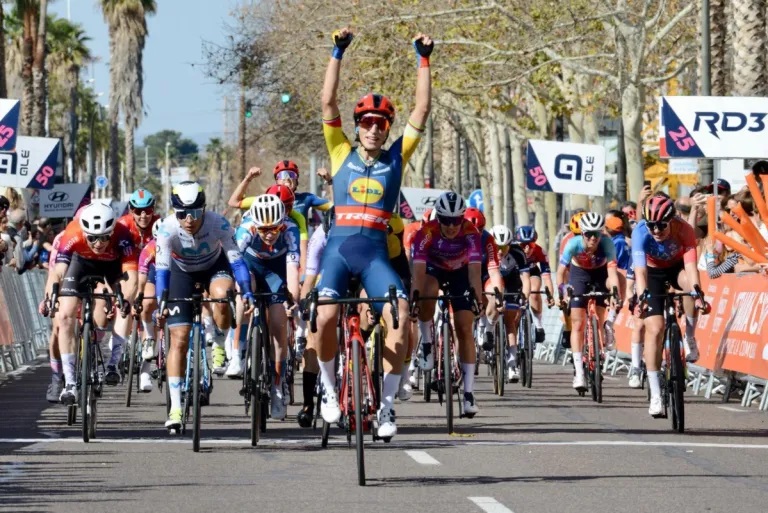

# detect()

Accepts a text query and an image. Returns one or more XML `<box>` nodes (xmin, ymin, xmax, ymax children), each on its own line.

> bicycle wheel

<box><xmin>668</xmin><ymin>323</ymin><xmax>685</xmax><ymax>433</ymax></box>
<box><xmin>591</xmin><ymin>315</ymin><xmax>602</xmax><ymax>403</ymax></box>
<box><xmin>352</xmin><ymin>338</ymin><xmax>366</xmax><ymax>486</ymax></box>
<box><xmin>370</xmin><ymin>330</ymin><xmax>381</xmax><ymax>412</ymax></box>
<box><xmin>443</xmin><ymin>321</ymin><xmax>454</xmax><ymax>434</ymax></box>
<box><xmin>422</xmin><ymin>369</ymin><xmax>432</xmax><ymax>403</ymax></box>
<box><xmin>250</xmin><ymin>319</ymin><xmax>262</xmax><ymax>446</ymax></box>
<box><xmin>125</xmin><ymin>326</ymin><xmax>139</xmax><ymax>407</ymax></box>
<box><xmin>80</xmin><ymin>323</ymin><xmax>91</xmax><ymax>443</ymax></box>
<box><xmin>192</xmin><ymin>327</ymin><xmax>202</xmax><ymax>453</ymax></box>
<box><xmin>494</xmin><ymin>321</ymin><xmax>505</xmax><ymax>396</ymax></box>
<box><xmin>259</xmin><ymin>323</ymin><xmax>269</xmax><ymax>434</ymax></box>
<box><xmin>518</xmin><ymin>314</ymin><xmax>528</xmax><ymax>388</ymax></box>
<box><xmin>524</xmin><ymin>313</ymin><xmax>534</xmax><ymax>388</ymax></box>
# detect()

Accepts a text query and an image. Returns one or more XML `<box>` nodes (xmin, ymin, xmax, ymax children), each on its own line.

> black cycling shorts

<box><xmin>167</xmin><ymin>253</ymin><xmax>233</xmax><ymax>327</ymax></box>
<box><xmin>60</xmin><ymin>254</ymin><xmax>125</xmax><ymax>297</ymax></box>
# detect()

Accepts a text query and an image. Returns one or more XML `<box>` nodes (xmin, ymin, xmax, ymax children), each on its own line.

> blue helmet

<box><xmin>515</xmin><ymin>225</ymin><xmax>537</xmax><ymax>243</ymax></box>
<box><xmin>129</xmin><ymin>188</ymin><xmax>155</xmax><ymax>209</ymax></box>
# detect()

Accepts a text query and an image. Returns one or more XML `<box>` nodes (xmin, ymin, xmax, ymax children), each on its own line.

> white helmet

<box><xmin>434</xmin><ymin>191</ymin><xmax>466</xmax><ymax>218</ymax></box>
<box><xmin>579</xmin><ymin>212</ymin><xmax>605</xmax><ymax>232</ymax></box>
<box><xmin>79</xmin><ymin>203</ymin><xmax>116</xmax><ymax>236</ymax></box>
<box><xmin>491</xmin><ymin>225</ymin><xmax>514</xmax><ymax>247</ymax></box>
<box><xmin>152</xmin><ymin>218</ymin><xmax>162</xmax><ymax>239</ymax></box>
<box><xmin>248</xmin><ymin>194</ymin><xmax>286</xmax><ymax>227</ymax></box>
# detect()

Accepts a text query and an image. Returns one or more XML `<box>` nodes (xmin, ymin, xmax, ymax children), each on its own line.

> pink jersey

<box><xmin>138</xmin><ymin>239</ymin><xmax>157</xmax><ymax>275</ymax></box>
<box><xmin>48</xmin><ymin>232</ymin><xmax>65</xmax><ymax>267</ymax></box>
<box><xmin>412</xmin><ymin>219</ymin><xmax>482</xmax><ymax>271</ymax></box>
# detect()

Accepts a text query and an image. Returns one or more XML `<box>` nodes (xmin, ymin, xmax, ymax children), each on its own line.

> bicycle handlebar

<box><xmin>159</xmin><ymin>289</ymin><xmax>238</xmax><ymax>329</ymax></box>
<box><xmin>307</xmin><ymin>286</ymin><xmax>401</xmax><ymax>334</ymax></box>
<box><xmin>409</xmin><ymin>289</ymin><xmax>481</xmax><ymax>317</ymax></box>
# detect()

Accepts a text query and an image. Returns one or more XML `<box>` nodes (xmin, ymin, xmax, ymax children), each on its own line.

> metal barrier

<box><xmin>0</xmin><ymin>269</ymin><xmax>51</xmax><ymax>375</ymax></box>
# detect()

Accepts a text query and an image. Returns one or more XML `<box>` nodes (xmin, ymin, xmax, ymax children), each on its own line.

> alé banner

<box><xmin>661</xmin><ymin>96</ymin><xmax>768</xmax><ymax>159</ymax></box>
<box><xmin>0</xmin><ymin>99</ymin><xmax>20</xmax><ymax>152</ymax></box>
<box><xmin>526</xmin><ymin>140</ymin><xmax>606</xmax><ymax>196</ymax></box>
<box><xmin>398</xmin><ymin>186</ymin><xmax>449</xmax><ymax>221</ymax></box>
<box><xmin>0</xmin><ymin>136</ymin><xmax>61</xmax><ymax>190</ymax></box>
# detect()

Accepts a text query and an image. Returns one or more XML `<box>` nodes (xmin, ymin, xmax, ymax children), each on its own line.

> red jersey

<box><xmin>559</xmin><ymin>232</ymin><xmax>575</xmax><ymax>255</ymax></box>
<box><xmin>524</xmin><ymin>243</ymin><xmax>551</xmax><ymax>273</ymax></box>
<box><xmin>55</xmin><ymin>220</ymin><xmax>139</xmax><ymax>272</ymax></box>
<box><xmin>117</xmin><ymin>213</ymin><xmax>159</xmax><ymax>251</ymax></box>
<box><xmin>403</xmin><ymin>221</ymin><xmax>422</xmax><ymax>258</ymax></box>
<box><xmin>138</xmin><ymin>239</ymin><xmax>157</xmax><ymax>274</ymax></box>
<box><xmin>481</xmin><ymin>230</ymin><xmax>500</xmax><ymax>273</ymax></box>
<box><xmin>412</xmin><ymin>220</ymin><xmax>482</xmax><ymax>271</ymax></box>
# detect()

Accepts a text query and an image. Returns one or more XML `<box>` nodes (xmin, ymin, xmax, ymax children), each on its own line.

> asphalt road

<box><xmin>2</xmin><ymin>357</ymin><xmax>768</xmax><ymax>513</ymax></box>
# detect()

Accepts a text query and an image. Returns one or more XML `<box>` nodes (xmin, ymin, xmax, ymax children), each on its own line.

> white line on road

<box><xmin>404</xmin><ymin>450</ymin><xmax>440</xmax><ymax>465</ymax></box>
<box><xmin>469</xmin><ymin>497</ymin><xmax>514</xmax><ymax>513</ymax></box>
<box><xmin>3</xmin><ymin>438</ymin><xmax>768</xmax><ymax>450</ymax></box>
<box><xmin>717</xmin><ymin>406</ymin><xmax>748</xmax><ymax>413</ymax></box>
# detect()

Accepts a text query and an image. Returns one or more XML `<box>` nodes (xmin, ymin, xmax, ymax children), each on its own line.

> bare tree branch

<box><xmin>641</xmin><ymin>56</ymin><xmax>694</xmax><ymax>84</ymax></box>
<box><xmin>646</xmin><ymin>3</ymin><xmax>695</xmax><ymax>54</ymax></box>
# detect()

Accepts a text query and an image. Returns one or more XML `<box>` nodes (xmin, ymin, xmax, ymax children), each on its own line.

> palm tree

<box><xmin>1</xmin><ymin>3</ymin><xmax>7</xmax><ymax>98</ymax></box>
<box><xmin>30</xmin><ymin>0</ymin><xmax>48</xmax><ymax>136</ymax></box>
<box><xmin>731</xmin><ymin>0</ymin><xmax>767</xmax><ymax>96</ymax></box>
<box><xmin>15</xmin><ymin>0</ymin><xmax>38</xmax><ymax>134</ymax></box>
<box><xmin>100</xmin><ymin>0</ymin><xmax>157</xmax><ymax>198</ymax></box>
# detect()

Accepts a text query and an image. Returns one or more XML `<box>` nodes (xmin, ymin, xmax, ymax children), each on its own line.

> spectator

<box><xmin>4</xmin><ymin>209</ymin><xmax>40</xmax><ymax>274</ymax></box>
<box><xmin>703</xmin><ymin>178</ymin><xmax>731</xmax><ymax>208</ymax></box>
<box><xmin>620</xmin><ymin>201</ymin><xmax>637</xmax><ymax>227</ymax></box>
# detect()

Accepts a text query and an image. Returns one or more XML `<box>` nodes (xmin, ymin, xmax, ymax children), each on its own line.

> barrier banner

<box><xmin>612</xmin><ymin>272</ymin><xmax>768</xmax><ymax>379</ymax></box>
<box><xmin>661</xmin><ymin>96</ymin><xmax>768</xmax><ymax>159</ymax></box>
<box><xmin>0</xmin><ymin>99</ymin><xmax>20</xmax><ymax>152</ymax></box>
<box><xmin>0</xmin><ymin>136</ymin><xmax>61</xmax><ymax>189</ymax></box>
<box><xmin>40</xmin><ymin>183</ymin><xmax>92</xmax><ymax>218</ymax></box>
<box><xmin>526</xmin><ymin>140</ymin><xmax>606</xmax><ymax>196</ymax></box>
<box><xmin>399</xmin><ymin>187</ymin><xmax>448</xmax><ymax>221</ymax></box>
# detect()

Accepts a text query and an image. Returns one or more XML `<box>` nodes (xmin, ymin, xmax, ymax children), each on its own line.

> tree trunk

<box><xmin>502</xmin><ymin>125</ymin><xmax>513</xmax><ymax>227</ymax></box>
<box><xmin>440</xmin><ymin>115</ymin><xmax>456</xmax><ymax>190</ymax></box>
<box><xmin>563</xmin><ymin>69</ymin><xmax>589</xmax><ymax>211</ymax></box>
<box><xmin>732</xmin><ymin>0</ymin><xmax>767</xmax><ymax>96</ymax></box>
<box><xmin>533</xmin><ymin>191</ymin><xmax>547</xmax><ymax>244</ymax></box>
<box><xmin>582</xmin><ymin>110</ymin><xmax>605</xmax><ymax>212</ymax></box>
<box><xmin>545</xmin><ymin>192</ymin><xmax>558</xmax><ymax>268</ymax></box>
<box><xmin>31</xmin><ymin>0</ymin><xmax>48</xmax><ymax>137</ymax></box>
<box><xmin>238</xmin><ymin>86</ymin><xmax>247</xmax><ymax>181</ymax></box>
<box><xmin>64</xmin><ymin>66</ymin><xmax>79</xmax><ymax>183</ymax></box>
<box><xmin>510</xmin><ymin>134</ymin><xmax>528</xmax><ymax>228</ymax></box>
<box><xmin>125</xmin><ymin>119</ymin><xmax>135</xmax><ymax>193</ymax></box>
<box><xmin>487</xmin><ymin>121</ymin><xmax>504</xmax><ymax>226</ymax></box>
<box><xmin>108</xmin><ymin>120</ymin><xmax>120</xmax><ymax>200</ymax></box>
<box><xmin>454</xmin><ymin>131</ymin><xmax>462</xmax><ymax>196</ymax></box>
<box><xmin>21</xmin><ymin>30</ymin><xmax>34</xmax><ymax>135</ymax></box>
<box><xmin>710</xmin><ymin>0</ymin><xmax>728</xmax><ymax>95</ymax></box>
<box><xmin>622</xmin><ymin>82</ymin><xmax>645</xmax><ymax>203</ymax></box>
<box><xmin>0</xmin><ymin>4</ymin><xmax>7</xmax><ymax>99</ymax></box>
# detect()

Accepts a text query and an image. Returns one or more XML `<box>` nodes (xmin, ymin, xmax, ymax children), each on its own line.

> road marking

<box><xmin>0</xmin><ymin>462</ymin><xmax>24</xmax><ymax>484</ymax></box>
<box><xmin>718</xmin><ymin>406</ymin><xmax>748</xmax><ymax>413</ymax></box>
<box><xmin>3</xmin><ymin>438</ymin><xmax>768</xmax><ymax>450</ymax></box>
<box><xmin>603</xmin><ymin>376</ymin><xmax>619</xmax><ymax>381</ymax></box>
<box><xmin>405</xmin><ymin>450</ymin><xmax>440</xmax><ymax>465</ymax></box>
<box><xmin>469</xmin><ymin>497</ymin><xmax>514</xmax><ymax>513</ymax></box>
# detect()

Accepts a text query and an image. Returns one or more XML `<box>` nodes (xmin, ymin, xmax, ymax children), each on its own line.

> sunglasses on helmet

<box><xmin>175</xmin><ymin>207</ymin><xmax>204</xmax><ymax>220</ymax></box>
<box><xmin>358</xmin><ymin>115</ymin><xmax>391</xmax><ymax>132</ymax></box>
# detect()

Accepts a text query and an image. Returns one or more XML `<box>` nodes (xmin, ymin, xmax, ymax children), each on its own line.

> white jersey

<box><xmin>305</xmin><ymin>226</ymin><xmax>328</xmax><ymax>276</ymax></box>
<box><xmin>156</xmin><ymin>211</ymin><xmax>242</xmax><ymax>273</ymax></box>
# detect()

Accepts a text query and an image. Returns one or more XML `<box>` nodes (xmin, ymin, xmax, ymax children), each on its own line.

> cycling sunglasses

<box><xmin>175</xmin><ymin>208</ymin><xmax>204</xmax><ymax>220</ymax></box>
<box><xmin>583</xmin><ymin>230</ymin><xmax>601</xmax><ymax>239</ymax></box>
<box><xmin>275</xmin><ymin>170</ymin><xmax>298</xmax><ymax>181</ymax></box>
<box><xmin>437</xmin><ymin>214</ymin><xmax>463</xmax><ymax>227</ymax></box>
<box><xmin>358</xmin><ymin>115</ymin><xmax>391</xmax><ymax>132</ymax></box>
<box><xmin>131</xmin><ymin>206</ymin><xmax>154</xmax><ymax>216</ymax></box>
<box><xmin>86</xmin><ymin>234</ymin><xmax>111</xmax><ymax>244</ymax></box>
<box><xmin>646</xmin><ymin>221</ymin><xmax>669</xmax><ymax>232</ymax></box>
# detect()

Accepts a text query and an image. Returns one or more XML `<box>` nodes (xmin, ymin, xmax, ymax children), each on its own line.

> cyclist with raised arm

<box><xmin>556</xmin><ymin>212</ymin><xmax>620</xmax><ymax>392</ymax></box>
<box><xmin>48</xmin><ymin>203</ymin><xmax>139</xmax><ymax>404</ymax></box>
<box><xmin>489</xmin><ymin>226</ymin><xmax>531</xmax><ymax>382</ymax></box>
<box><xmin>135</xmin><ymin>219</ymin><xmax>162</xmax><ymax>392</ymax></box>
<box><xmin>515</xmin><ymin>226</ymin><xmax>555</xmax><ymax>343</ymax></box>
<box><xmin>234</xmin><ymin>194</ymin><xmax>300</xmax><ymax>420</ymax></box>
<box><xmin>155</xmin><ymin>182</ymin><xmax>254</xmax><ymax>431</ymax></box>
<box><xmin>412</xmin><ymin>192</ymin><xmax>483</xmax><ymax>414</ymax></box>
<box><xmin>632</xmin><ymin>195</ymin><xmax>708</xmax><ymax>416</ymax></box>
<box><xmin>313</xmin><ymin>27</ymin><xmax>432</xmax><ymax>439</ymax></box>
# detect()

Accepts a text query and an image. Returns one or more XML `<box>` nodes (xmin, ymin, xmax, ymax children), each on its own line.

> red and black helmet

<box><xmin>265</xmin><ymin>184</ymin><xmax>295</xmax><ymax>212</ymax></box>
<box><xmin>644</xmin><ymin>194</ymin><xmax>676</xmax><ymax>223</ymax></box>
<box><xmin>353</xmin><ymin>93</ymin><xmax>395</xmax><ymax>124</ymax></box>
<box><xmin>464</xmin><ymin>207</ymin><xmax>486</xmax><ymax>231</ymax></box>
<box><xmin>273</xmin><ymin>160</ymin><xmax>299</xmax><ymax>177</ymax></box>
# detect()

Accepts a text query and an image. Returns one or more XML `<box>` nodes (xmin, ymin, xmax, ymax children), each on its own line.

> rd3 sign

<box><xmin>526</xmin><ymin>140</ymin><xmax>606</xmax><ymax>196</ymax></box>
<box><xmin>661</xmin><ymin>96</ymin><xmax>768</xmax><ymax>159</ymax></box>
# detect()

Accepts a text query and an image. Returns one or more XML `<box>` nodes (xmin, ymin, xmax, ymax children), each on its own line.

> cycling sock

<box><xmin>318</xmin><ymin>358</ymin><xmax>337</xmax><ymax>394</ymax></box>
<box><xmin>418</xmin><ymin>320</ymin><xmax>433</xmax><ymax>346</ymax></box>
<box><xmin>224</xmin><ymin>328</ymin><xmax>234</xmax><ymax>360</ymax></box>
<box><xmin>50</xmin><ymin>358</ymin><xmax>62</xmax><ymax>379</ymax></box>
<box><xmin>477</xmin><ymin>315</ymin><xmax>488</xmax><ymax>333</ymax></box>
<box><xmin>140</xmin><ymin>320</ymin><xmax>153</xmax><ymax>340</ymax></box>
<box><xmin>108</xmin><ymin>334</ymin><xmax>125</xmax><ymax>367</ymax></box>
<box><xmin>302</xmin><ymin>371</ymin><xmax>318</xmax><ymax>407</ymax></box>
<box><xmin>168</xmin><ymin>377</ymin><xmax>182</xmax><ymax>411</ymax></box>
<box><xmin>507</xmin><ymin>346</ymin><xmax>517</xmax><ymax>367</ymax></box>
<box><xmin>61</xmin><ymin>353</ymin><xmax>75</xmax><ymax>385</ymax></box>
<box><xmin>631</xmin><ymin>342</ymin><xmax>643</xmax><ymax>368</ymax></box>
<box><xmin>487</xmin><ymin>314</ymin><xmax>499</xmax><ymax>330</ymax></box>
<box><xmin>461</xmin><ymin>363</ymin><xmax>475</xmax><ymax>393</ymax></box>
<box><xmin>381</xmin><ymin>373</ymin><xmax>400</xmax><ymax>411</ymax></box>
<box><xmin>202</xmin><ymin>316</ymin><xmax>215</xmax><ymax>339</ymax></box>
<box><xmin>685</xmin><ymin>315</ymin><xmax>696</xmax><ymax>340</ymax></box>
<box><xmin>532</xmin><ymin>312</ymin><xmax>543</xmax><ymax>330</ymax></box>
<box><xmin>648</xmin><ymin>371</ymin><xmax>661</xmax><ymax>398</ymax></box>
<box><xmin>572</xmin><ymin>352</ymin><xmax>584</xmax><ymax>377</ymax></box>
<box><xmin>296</xmin><ymin>318</ymin><xmax>307</xmax><ymax>339</ymax></box>
<box><xmin>607</xmin><ymin>308</ymin><xmax>617</xmax><ymax>323</ymax></box>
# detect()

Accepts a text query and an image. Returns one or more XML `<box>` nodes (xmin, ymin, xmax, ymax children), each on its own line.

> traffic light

<box><xmin>245</xmin><ymin>100</ymin><xmax>253</xmax><ymax>118</ymax></box>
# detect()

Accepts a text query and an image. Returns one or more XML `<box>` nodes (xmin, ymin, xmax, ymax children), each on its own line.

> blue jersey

<box><xmin>611</xmin><ymin>233</ymin><xmax>632</xmax><ymax>272</ymax></box>
<box><xmin>293</xmin><ymin>191</ymin><xmax>331</xmax><ymax>221</ymax></box>
<box><xmin>559</xmin><ymin>234</ymin><xmax>617</xmax><ymax>270</ymax></box>
<box><xmin>236</xmin><ymin>216</ymin><xmax>300</xmax><ymax>266</ymax></box>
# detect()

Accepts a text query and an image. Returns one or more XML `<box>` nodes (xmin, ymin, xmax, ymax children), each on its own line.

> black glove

<box><xmin>413</xmin><ymin>37</ymin><xmax>434</xmax><ymax>58</ymax></box>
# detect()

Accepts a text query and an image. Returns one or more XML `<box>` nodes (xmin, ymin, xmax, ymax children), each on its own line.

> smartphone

<box><xmin>643</xmin><ymin>180</ymin><xmax>651</xmax><ymax>188</ymax></box>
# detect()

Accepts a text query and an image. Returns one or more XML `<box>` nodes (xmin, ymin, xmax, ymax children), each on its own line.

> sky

<box><xmin>50</xmin><ymin>0</ymin><xmax>243</xmax><ymax>148</ymax></box>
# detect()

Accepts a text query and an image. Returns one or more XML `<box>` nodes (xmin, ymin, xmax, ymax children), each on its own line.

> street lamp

<box><xmin>164</xmin><ymin>142</ymin><xmax>171</xmax><ymax>213</ymax></box>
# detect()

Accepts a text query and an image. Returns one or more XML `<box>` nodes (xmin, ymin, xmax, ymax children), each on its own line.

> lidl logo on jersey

<box><xmin>348</xmin><ymin>177</ymin><xmax>385</xmax><ymax>205</ymax></box>
<box><xmin>661</xmin><ymin>96</ymin><xmax>768</xmax><ymax>158</ymax></box>
<box><xmin>525</xmin><ymin>140</ymin><xmax>605</xmax><ymax>197</ymax></box>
